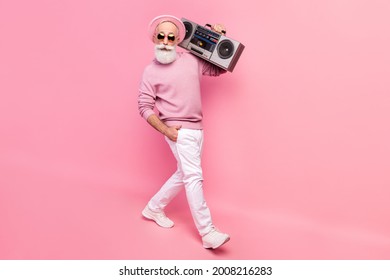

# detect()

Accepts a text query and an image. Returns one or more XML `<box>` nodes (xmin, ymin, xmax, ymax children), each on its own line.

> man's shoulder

<box><xmin>142</xmin><ymin>59</ymin><xmax>160</xmax><ymax>75</ymax></box>
<box><xmin>144</xmin><ymin>58</ymin><xmax>159</xmax><ymax>68</ymax></box>
<box><xmin>177</xmin><ymin>51</ymin><xmax>202</xmax><ymax>68</ymax></box>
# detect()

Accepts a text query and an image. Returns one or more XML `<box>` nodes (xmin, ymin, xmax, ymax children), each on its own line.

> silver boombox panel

<box><xmin>179</xmin><ymin>18</ymin><xmax>245</xmax><ymax>72</ymax></box>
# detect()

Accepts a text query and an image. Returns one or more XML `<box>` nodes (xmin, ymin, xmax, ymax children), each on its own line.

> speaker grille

<box><xmin>217</xmin><ymin>40</ymin><xmax>234</xmax><ymax>59</ymax></box>
<box><xmin>183</xmin><ymin>22</ymin><xmax>193</xmax><ymax>40</ymax></box>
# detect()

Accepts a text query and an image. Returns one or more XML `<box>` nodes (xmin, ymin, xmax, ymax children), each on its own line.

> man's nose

<box><xmin>163</xmin><ymin>37</ymin><xmax>169</xmax><ymax>45</ymax></box>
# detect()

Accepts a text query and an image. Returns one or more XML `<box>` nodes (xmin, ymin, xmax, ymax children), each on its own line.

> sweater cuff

<box><xmin>142</xmin><ymin>109</ymin><xmax>155</xmax><ymax>121</ymax></box>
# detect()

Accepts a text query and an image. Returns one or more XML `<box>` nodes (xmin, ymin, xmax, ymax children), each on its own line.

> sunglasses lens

<box><xmin>168</xmin><ymin>34</ymin><xmax>175</xmax><ymax>41</ymax></box>
<box><xmin>157</xmin><ymin>33</ymin><xmax>165</xmax><ymax>40</ymax></box>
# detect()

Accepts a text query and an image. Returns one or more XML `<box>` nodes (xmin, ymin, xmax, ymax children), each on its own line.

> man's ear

<box><xmin>152</xmin><ymin>32</ymin><xmax>157</xmax><ymax>43</ymax></box>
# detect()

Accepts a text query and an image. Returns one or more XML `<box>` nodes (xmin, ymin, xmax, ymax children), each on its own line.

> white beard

<box><xmin>154</xmin><ymin>44</ymin><xmax>177</xmax><ymax>64</ymax></box>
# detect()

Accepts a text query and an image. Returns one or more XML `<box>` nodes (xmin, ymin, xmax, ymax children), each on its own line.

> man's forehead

<box><xmin>156</xmin><ymin>21</ymin><xmax>178</xmax><ymax>33</ymax></box>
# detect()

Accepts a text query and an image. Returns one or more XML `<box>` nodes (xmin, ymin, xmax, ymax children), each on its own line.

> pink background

<box><xmin>1</xmin><ymin>0</ymin><xmax>390</xmax><ymax>259</ymax></box>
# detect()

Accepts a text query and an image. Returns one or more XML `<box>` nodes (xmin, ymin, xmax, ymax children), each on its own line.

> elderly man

<box><xmin>138</xmin><ymin>15</ymin><xmax>230</xmax><ymax>249</ymax></box>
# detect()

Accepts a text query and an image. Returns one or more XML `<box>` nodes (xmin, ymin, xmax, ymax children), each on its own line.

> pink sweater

<box><xmin>138</xmin><ymin>52</ymin><xmax>225</xmax><ymax>129</ymax></box>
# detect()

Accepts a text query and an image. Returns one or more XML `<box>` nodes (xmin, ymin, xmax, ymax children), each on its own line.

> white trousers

<box><xmin>148</xmin><ymin>129</ymin><xmax>214</xmax><ymax>236</ymax></box>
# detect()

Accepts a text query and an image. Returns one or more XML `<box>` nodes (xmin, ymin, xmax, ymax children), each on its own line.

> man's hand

<box><xmin>164</xmin><ymin>125</ymin><xmax>182</xmax><ymax>142</ymax></box>
<box><xmin>147</xmin><ymin>114</ymin><xmax>182</xmax><ymax>142</ymax></box>
<box><xmin>211</xmin><ymin>24</ymin><xmax>226</xmax><ymax>35</ymax></box>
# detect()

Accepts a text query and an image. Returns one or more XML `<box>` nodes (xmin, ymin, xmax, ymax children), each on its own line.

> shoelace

<box><xmin>155</xmin><ymin>211</ymin><xmax>168</xmax><ymax>219</ymax></box>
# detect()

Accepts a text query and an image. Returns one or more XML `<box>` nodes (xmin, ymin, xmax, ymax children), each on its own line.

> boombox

<box><xmin>179</xmin><ymin>18</ymin><xmax>245</xmax><ymax>72</ymax></box>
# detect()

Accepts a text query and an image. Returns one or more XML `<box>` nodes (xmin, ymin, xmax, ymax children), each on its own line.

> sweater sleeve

<box><xmin>138</xmin><ymin>70</ymin><xmax>156</xmax><ymax>120</ymax></box>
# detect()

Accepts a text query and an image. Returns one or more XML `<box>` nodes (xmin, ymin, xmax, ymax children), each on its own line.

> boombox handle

<box><xmin>205</xmin><ymin>23</ymin><xmax>226</xmax><ymax>35</ymax></box>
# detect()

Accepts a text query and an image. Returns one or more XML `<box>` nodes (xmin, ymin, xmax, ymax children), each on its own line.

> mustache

<box><xmin>155</xmin><ymin>44</ymin><xmax>175</xmax><ymax>51</ymax></box>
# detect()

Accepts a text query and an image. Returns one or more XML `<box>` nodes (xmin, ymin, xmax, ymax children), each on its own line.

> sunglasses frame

<box><xmin>156</xmin><ymin>32</ymin><xmax>176</xmax><ymax>42</ymax></box>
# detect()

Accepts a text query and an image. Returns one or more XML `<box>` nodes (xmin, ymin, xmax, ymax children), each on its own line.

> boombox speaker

<box><xmin>179</xmin><ymin>18</ymin><xmax>245</xmax><ymax>72</ymax></box>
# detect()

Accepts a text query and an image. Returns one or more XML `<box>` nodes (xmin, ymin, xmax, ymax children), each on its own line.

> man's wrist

<box><xmin>161</xmin><ymin>126</ymin><xmax>168</xmax><ymax>136</ymax></box>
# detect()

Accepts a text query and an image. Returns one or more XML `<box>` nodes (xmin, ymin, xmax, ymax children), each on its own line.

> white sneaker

<box><xmin>202</xmin><ymin>228</ymin><xmax>230</xmax><ymax>249</ymax></box>
<box><xmin>142</xmin><ymin>205</ymin><xmax>174</xmax><ymax>228</ymax></box>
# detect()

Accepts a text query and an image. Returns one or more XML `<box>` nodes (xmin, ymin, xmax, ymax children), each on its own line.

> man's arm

<box><xmin>147</xmin><ymin>114</ymin><xmax>181</xmax><ymax>142</ymax></box>
<box><xmin>138</xmin><ymin>79</ymin><xmax>181</xmax><ymax>142</ymax></box>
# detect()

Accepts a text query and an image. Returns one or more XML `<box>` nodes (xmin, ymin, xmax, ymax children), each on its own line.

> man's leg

<box><xmin>173</xmin><ymin>129</ymin><xmax>230</xmax><ymax>249</ymax></box>
<box><xmin>142</xmin><ymin>138</ymin><xmax>185</xmax><ymax>228</ymax></box>
<box><xmin>172</xmin><ymin>129</ymin><xmax>214</xmax><ymax>236</ymax></box>
<box><xmin>148</xmin><ymin>168</ymin><xmax>183</xmax><ymax>211</ymax></box>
